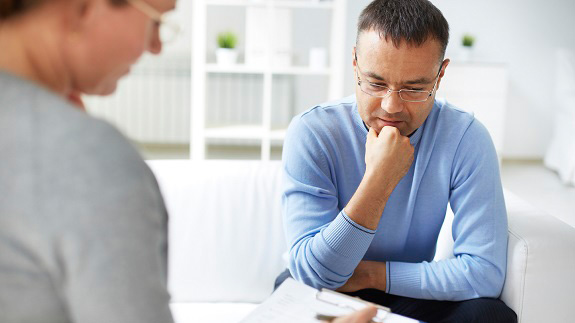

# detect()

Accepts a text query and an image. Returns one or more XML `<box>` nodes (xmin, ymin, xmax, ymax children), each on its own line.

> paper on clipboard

<box><xmin>239</xmin><ymin>278</ymin><xmax>419</xmax><ymax>323</ymax></box>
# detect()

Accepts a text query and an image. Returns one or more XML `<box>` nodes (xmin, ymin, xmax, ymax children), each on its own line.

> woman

<box><xmin>0</xmin><ymin>0</ymin><xmax>375</xmax><ymax>322</ymax></box>
<box><xmin>0</xmin><ymin>0</ymin><xmax>175</xmax><ymax>322</ymax></box>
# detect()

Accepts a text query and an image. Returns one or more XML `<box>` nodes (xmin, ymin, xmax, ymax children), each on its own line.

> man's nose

<box><xmin>380</xmin><ymin>90</ymin><xmax>404</xmax><ymax>114</ymax></box>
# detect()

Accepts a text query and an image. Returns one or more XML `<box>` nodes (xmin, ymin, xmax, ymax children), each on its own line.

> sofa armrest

<box><xmin>435</xmin><ymin>190</ymin><xmax>575</xmax><ymax>323</ymax></box>
<box><xmin>501</xmin><ymin>213</ymin><xmax>575</xmax><ymax>323</ymax></box>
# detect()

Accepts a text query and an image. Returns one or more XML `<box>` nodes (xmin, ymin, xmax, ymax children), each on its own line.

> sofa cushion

<box><xmin>148</xmin><ymin>160</ymin><xmax>287</xmax><ymax>303</ymax></box>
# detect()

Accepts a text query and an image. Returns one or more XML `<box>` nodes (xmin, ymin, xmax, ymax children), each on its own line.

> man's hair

<box><xmin>357</xmin><ymin>0</ymin><xmax>449</xmax><ymax>60</ymax></box>
<box><xmin>0</xmin><ymin>0</ymin><xmax>127</xmax><ymax>20</ymax></box>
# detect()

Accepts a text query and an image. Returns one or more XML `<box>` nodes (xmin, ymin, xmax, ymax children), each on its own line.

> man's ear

<box><xmin>439</xmin><ymin>58</ymin><xmax>450</xmax><ymax>78</ymax></box>
<box><xmin>352</xmin><ymin>46</ymin><xmax>359</xmax><ymax>82</ymax></box>
<box><xmin>436</xmin><ymin>58</ymin><xmax>450</xmax><ymax>91</ymax></box>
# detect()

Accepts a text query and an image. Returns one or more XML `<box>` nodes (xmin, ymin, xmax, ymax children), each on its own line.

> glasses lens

<box><xmin>361</xmin><ymin>82</ymin><xmax>389</xmax><ymax>97</ymax></box>
<box><xmin>400</xmin><ymin>90</ymin><xmax>429</xmax><ymax>102</ymax></box>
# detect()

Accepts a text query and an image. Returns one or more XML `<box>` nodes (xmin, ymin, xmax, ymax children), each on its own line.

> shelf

<box><xmin>204</xmin><ymin>125</ymin><xmax>287</xmax><ymax>141</ymax></box>
<box><xmin>206</xmin><ymin>64</ymin><xmax>265</xmax><ymax>74</ymax></box>
<box><xmin>206</xmin><ymin>0</ymin><xmax>334</xmax><ymax>9</ymax></box>
<box><xmin>205</xmin><ymin>125</ymin><xmax>264</xmax><ymax>139</ymax></box>
<box><xmin>274</xmin><ymin>67</ymin><xmax>331</xmax><ymax>75</ymax></box>
<box><xmin>206</xmin><ymin>64</ymin><xmax>331</xmax><ymax>75</ymax></box>
<box><xmin>270</xmin><ymin>129</ymin><xmax>287</xmax><ymax>140</ymax></box>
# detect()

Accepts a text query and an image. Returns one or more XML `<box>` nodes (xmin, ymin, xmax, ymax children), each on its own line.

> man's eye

<box><xmin>368</xmin><ymin>84</ymin><xmax>384</xmax><ymax>91</ymax></box>
<box><xmin>368</xmin><ymin>83</ymin><xmax>385</xmax><ymax>88</ymax></box>
<box><xmin>409</xmin><ymin>88</ymin><xmax>424</xmax><ymax>91</ymax></box>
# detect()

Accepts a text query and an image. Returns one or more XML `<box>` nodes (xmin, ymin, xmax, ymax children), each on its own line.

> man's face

<box><xmin>353</xmin><ymin>30</ymin><xmax>449</xmax><ymax>136</ymax></box>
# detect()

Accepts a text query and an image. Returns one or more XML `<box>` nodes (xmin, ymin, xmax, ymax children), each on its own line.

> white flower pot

<box><xmin>216</xmin><ymin>48</ymin><xmax>238</xmax><ymax>66</ymax></box>
<box><xmin>460</xmin><ymin>46</ymin><xmax>473</xmax><ymax>62</ymax></box>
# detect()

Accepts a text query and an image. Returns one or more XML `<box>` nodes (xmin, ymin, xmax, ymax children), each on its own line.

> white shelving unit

<box><xmin>191</xmin><ymin>0</ymin><xmax>347</xmax><ymax>160</ymax></box>
<box><xmin>205</xmin><ymin>0</ymin><xmax>335</xmax><ymax>9</ymax></box>
<box><xmin>205</xmin><ymin>64</ymin><xmax>332</xmax><ymax>75</ymax></box>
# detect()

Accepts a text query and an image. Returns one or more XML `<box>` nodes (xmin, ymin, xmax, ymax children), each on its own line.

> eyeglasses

<box><xmin>126</xmin><ymin>0</ymin><xmax>180</xmax><ymax>44</ymax></box>
<box><xmin>355</xmin><ymin>53</ymin><xmax>443</xmax><ymax>103</ymax></box>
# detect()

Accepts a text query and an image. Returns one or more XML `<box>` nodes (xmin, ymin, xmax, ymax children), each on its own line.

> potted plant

<box><xmin>460</xmin><ymin>33</ymin><xmax>475</xmax><ymax>62</ymax></box>
<box><xmin>216</xmin><ymin>31</ymin><xmax>238</xmax><ymax>65</ymax></box>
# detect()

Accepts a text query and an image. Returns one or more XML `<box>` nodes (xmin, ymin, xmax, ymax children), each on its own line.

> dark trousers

<box><xmin>274</xmin><ymin>269</ymin><xmax>517</xmax><ymax>323</ymax></box>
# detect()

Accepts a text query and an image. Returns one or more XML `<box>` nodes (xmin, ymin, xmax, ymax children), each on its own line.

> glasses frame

<box><xmin>126</xmin><ymin>0</ymin><xmax>180</xmax><ymax>44</ymax></box>
<box><xmin>354</xmin><ymin>52</ymin><xmax>444</xmax><ymax>103</ymax></box>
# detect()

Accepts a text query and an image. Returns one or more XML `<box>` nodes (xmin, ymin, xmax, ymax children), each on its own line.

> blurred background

<box><xmin>85</xmin><ymin>0</ymin><xmax>575</xmax><ymax>225</ymax></box>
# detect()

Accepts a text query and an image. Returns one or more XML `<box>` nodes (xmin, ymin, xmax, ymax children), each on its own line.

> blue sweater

<box><xmin>282</xmin><ymin>95</ymin><xmax>508</xmax><ymax>301</ymax></box>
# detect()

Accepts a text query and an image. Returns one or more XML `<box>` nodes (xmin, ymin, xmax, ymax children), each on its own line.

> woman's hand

<box><xmin>328</xmin><ymin>306</ymin><xmax>378</xmax><ymax>323</ymax></box>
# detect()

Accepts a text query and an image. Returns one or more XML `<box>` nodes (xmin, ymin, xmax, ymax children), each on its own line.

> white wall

<box><xmin>199</xmin><ymin>0</ymin><xmax>575</xmax><ymax>159</ymax></box>
<box><xmin>344</xmin><ymin>0</ymin><xmax>575</xmax><ymax>159</ymax></box>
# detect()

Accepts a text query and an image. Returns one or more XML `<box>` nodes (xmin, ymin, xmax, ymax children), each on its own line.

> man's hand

<box><xmin>328</xmin><ymin>306</ymin><xmax>378</xmax><ymax>323</ymax></box>
<box><xmin>344</xmin><ymin>126</ymin><xmax>414</xmax><ymax>230</ymax></box>
<box><xmin>365</xmin><ymin>126</ymin><xmax>414</xmax><ymax>189</ymax></box>
<box><xmin>337</xmin><ymin>261</ymin><xmax>386</xmax><ymax>293</ymax></box>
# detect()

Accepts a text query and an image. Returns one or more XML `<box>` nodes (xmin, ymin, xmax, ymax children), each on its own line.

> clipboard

<box><xmin>240</xmin><ymin>278</ymin><xmax>419</xmax><ymax>323</ymax></box>
<box><xmin>315</xmin><ymin>288</ymin><xmax>391</xmax><ymax>322</ymax></box>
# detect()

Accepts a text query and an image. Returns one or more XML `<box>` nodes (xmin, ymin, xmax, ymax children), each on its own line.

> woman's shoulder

<box><xmin>2</xmin><ymin>73</ymin><xmax>142</xmax><ymax>168</ymax></box>
<box><xmin>0</xmin><ymin>72</ymin><xmax>159</xmax><ymax>205</ymax></box>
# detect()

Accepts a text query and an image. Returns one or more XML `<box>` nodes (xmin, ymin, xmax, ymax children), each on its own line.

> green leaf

<box><xmin>217</xmin><ymin>31</ymin><xmax>238</xmax><ymax>49</ymax></box>
<box><xmin>462</xmin><ymin>34</ymin><xmax>475</xmax><ymax>47</ymax></box>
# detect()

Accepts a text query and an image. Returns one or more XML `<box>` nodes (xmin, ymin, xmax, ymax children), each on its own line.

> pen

<box><xmin>315</xmin><ymin>313</ymin><xmax>378</xmax><ymax>323</ymax></box>
<box><xmin>315</xmin><ymin>313</ymin><xmax>338</xmax><ymax>322</ymax></box>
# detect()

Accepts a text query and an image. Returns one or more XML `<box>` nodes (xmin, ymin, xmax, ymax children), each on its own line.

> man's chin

<box><xmin>372</xmin><ymin>124</ymin><xmax>413</xmax><ymax>137</ymax></box>
<box><xmin>369</xmin><ymin>121</ymin><xmax>401</xmax><ymax>132</ymax></box>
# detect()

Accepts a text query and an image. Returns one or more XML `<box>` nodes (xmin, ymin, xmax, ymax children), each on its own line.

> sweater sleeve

<box><xmin>282</xmin><ymin>115</ymin><xmax>375</xmax><ymax>290</ymax></box>
<box><xmin>386</xmin><ymin>119</ymin><xmax>508</xmax><ymax>301</ymax></box>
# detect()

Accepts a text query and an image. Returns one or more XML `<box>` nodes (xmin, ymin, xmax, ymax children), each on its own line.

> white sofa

<box><xmin>147</xmin><ymin>160</ymin><xmax>575</xmax><ymax>323</ymax></box>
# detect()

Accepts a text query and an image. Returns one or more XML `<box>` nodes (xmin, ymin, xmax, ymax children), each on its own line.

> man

<box><xmin>277</xmin><ymin>0</ymin><xmax>517</xmax><ymax>322</ymax></box>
